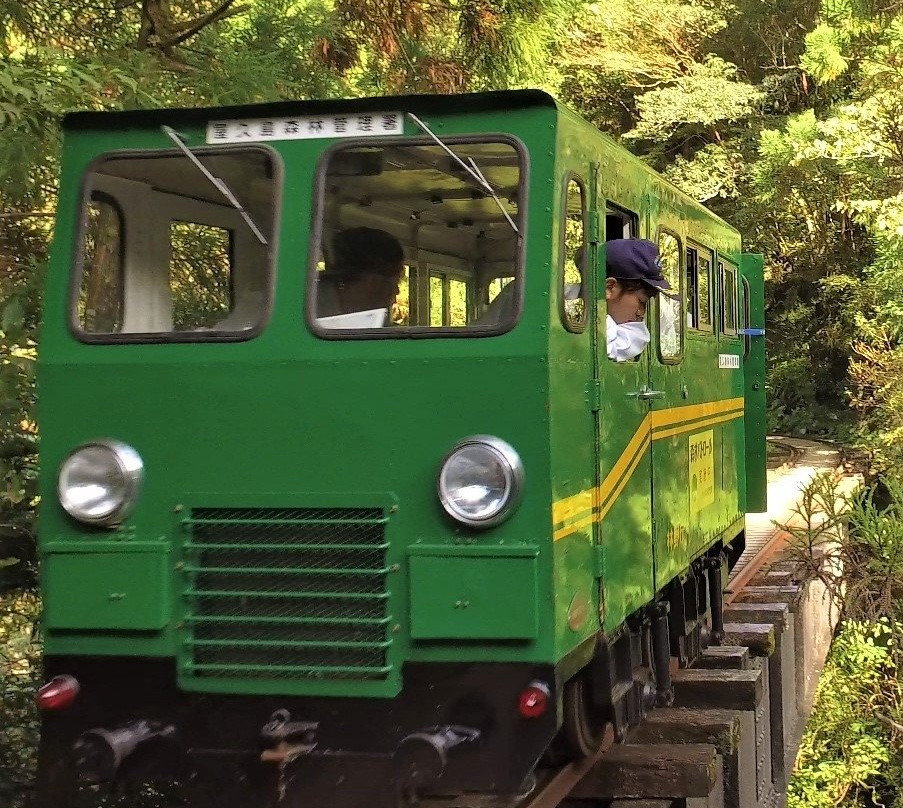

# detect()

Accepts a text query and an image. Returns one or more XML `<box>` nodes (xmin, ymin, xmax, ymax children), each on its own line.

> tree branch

<box><xmin>876</xmin><ymin>713</ymin><xmax>903</xmax><ymax>734</ymax></box>
<box><xmin>158</xmin><ymin>0</ymin><xmax>249</xmax><ymax>49</ymax></box>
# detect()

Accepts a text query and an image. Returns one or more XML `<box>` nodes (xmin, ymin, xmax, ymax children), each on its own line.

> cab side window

<box><xmin>658</xmin><ymin>231</ymin><xmax>682</xmax><ymax>360</ymax></box>
<box><xmin>604</xmin><ymin>204</ymin><xmax>642</xmax><ymax>363</ymax></box>
<box><xmin>720</xmin><ymin>260</ymin><xmax>739</xmax><ymax>336</ymax></box>
<box><xmin>686</xmin><ymin>245</ymin><xmax>713</xmax><ymax>331</ymax></box>
<box><xmin>561</xmin><ymin>177</ymin><xmax>587</xmax><ymax>331</ymax></box>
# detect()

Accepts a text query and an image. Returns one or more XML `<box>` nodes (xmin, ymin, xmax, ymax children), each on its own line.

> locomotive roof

<box><xmin>63</xmin><ymin>88</ymin><xmax>739</xmax><ymax>238</ymax></box>
<box><xmin>62</xmin><ymin>89</ymin><xmax>558</xmax><ymax>129</ymax></box>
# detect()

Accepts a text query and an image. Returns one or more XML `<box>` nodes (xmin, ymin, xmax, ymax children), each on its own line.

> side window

<box><xmin>561</xmin><ymin>177</ymin><xmax>587</xmax><ymax>331</ymax></box>
<box><xmin>79</xmin><ymin>192</ymin><xmax>124</xmax><ymax>333</ymax></box>
<box><xmin>685</xmin><ymin>245</ymin><xmax>713</xmax><ymax>331</ymax></box>
<box><xmin>604</xmin><ymin>204</ymin><xmax>642</xmax><ymax>363</ymax></box>
<box><xmin>605</xmin><ymin>206</ymin><xmax>636</xmax><ymax>240</ymax></box>
<box><xmin>698</xmin><ymin>252</ymin><xmax>712</xmax><ymax>329</ymax></box>
<box><xmin>720</xmin><ymin>260</ymin><xmax>738</xmax><ymax>336</ymax></box>
<box><xmin>658</xmin><ymin>231</ymin><xmax>683</xmax><ymax>360</ymax></box>
<box><xmin>429</xmin><ymin>273</ymin><xmax>469</xmax><ymax>327</ymax></box>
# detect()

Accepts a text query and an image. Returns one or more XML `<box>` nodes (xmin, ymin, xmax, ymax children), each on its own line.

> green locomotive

<box><xmin>33</xmin><ymin>90</ymin><xmax>766</xmax><ymax>807</ymax></box>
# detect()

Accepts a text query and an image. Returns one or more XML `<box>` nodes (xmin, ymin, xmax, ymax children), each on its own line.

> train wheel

<box><xmin>558</xmin><ymin>670</ymin><xmax>609</xmax><ymax>758</ymax></box>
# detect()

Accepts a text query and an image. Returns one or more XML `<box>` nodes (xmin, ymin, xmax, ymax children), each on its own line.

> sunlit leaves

<box><xmin>626</xmin><ymin>57</ymin><xmax>763</xmax><ymax>142</ymax></box>
<box><xmin>801</xmin><ymin>23</ymin><xmax>850</xmax><ymax>82</ymax></box>
<box><xmin>662</xmin><ymin>143</ymin><xmax>744</xmax><ymax>201</ymax></box>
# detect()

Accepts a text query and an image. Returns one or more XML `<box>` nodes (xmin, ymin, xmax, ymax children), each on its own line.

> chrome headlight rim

<box><xmin>437</xmin><ymin>435</ymin><xmax>524</xmax><ymax>529</ymax></box>
<box><xmin>57</xmin><ymin>439</ymin><xmax>144</xmax><ymax>527</ymax></box>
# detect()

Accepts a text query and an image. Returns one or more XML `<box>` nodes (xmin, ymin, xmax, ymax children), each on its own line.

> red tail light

<box><xmin>37</xmin><ymin>675</ymin><xmax>80</xmax><ymax>711</ymax></box>
<box><xmin>518</xmin><ymin>680</ymin><xmax>550</xmax><ymax>718</ymax></box>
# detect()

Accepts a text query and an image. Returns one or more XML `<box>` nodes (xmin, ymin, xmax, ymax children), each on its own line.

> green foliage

<box><xmin>626</xmin><ymin>57</ymin><xmax>763</xmax><ymax>144</ymax></box>
<box><xmin>789</xmin><ymin>621</ymin><xmax>900</xmax><ymax>808</ymax></box>
<box><xmin>782</xmin><ymin>474</ymin><xmax>903</xmax><ymax>807</ymax></box>
<box><xmin>800</xmin><ymin>23</ymin><xmax>850</xmax><ymax>82</ymax></box>
<box><xmin>662</xmin><ymin>143</ymin><xmax>744</xmax><ymax>202</ymax></box>
<box><xmin>0</xmin><ymin>590</ymin><xmax>40</xmax><ymax>808</ymax></box>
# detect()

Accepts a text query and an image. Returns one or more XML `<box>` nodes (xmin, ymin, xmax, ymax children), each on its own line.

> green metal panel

<box><xmin>43</xmin><ymin>542</ymin><xmax>170</xmax><ymax>630</ymax></box>
<box><xmin>741</xmin><ymin>253</ymin><xmax>767</xmax><ymax>512</ymax></box>
<box><xmin>408</xmin><ymin>545</ymin><xmax>539</xmax><ymax>639</ymax></box>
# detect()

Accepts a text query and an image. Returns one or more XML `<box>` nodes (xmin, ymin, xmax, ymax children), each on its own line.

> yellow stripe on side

<box><xmin>649</xmin><ymin>397</ymin><xmax>744</xmax><ymax>430</ymax></box>
<box><xmin>651</xmin><ymin>408</ymin><xmax>744</xmax><ymax>441</ymax></box>
<box><xmin>551</xmin><ymin>397</ymin><xmax>745</xmax><ymax>541</ymax></box>
<box><xmin>553</xmin><ymin>429</ymin><xmax>652</xmax><ymax>542</ymax></box>
<box><xmin>596</xmin><ymin>431</ymin><xmax>651</xmax><ymax>523</ymax></box>
<box><xmin>551</xmin><ymin>413</ymin><xmax>651</xmax><ymax>525</ymax></box>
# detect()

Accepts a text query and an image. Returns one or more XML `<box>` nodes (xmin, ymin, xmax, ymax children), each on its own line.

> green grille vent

<box><xmin>180</xmin><ymin>507</ymin><xmax>393</xmax><ymax>685</ymax></box>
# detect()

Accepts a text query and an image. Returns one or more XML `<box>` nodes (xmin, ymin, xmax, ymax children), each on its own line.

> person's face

<box><xmin>606</xmin><ymin>278</ymin><xmax>650</xmax><ymax>325</ymax></box>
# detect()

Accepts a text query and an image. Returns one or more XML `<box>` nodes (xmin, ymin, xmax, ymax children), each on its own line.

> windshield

<box><xmin>73</xmin><ymin>147</ymin><xmax>278</xmax><ymax>341</ymax></box>
<box><xmin>308</xmin><ymin>138</ymin><xmax>524</xmax><ymax>335</ymax></box>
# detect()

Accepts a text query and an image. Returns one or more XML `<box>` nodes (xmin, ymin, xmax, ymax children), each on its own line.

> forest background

<box><xmin>1</xmin><ymin>1</ymin><xmax>903</xmax><ymax>806</ymax></box>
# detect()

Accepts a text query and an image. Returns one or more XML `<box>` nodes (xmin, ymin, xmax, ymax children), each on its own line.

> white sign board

<box><xmin>206</xmin><ymin>112</ymin><xmax>404</xmax><ymax>144</ymax></box>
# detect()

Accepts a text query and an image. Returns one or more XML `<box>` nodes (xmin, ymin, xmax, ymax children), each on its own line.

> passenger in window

<box><xmin>317</xmin><ymin>227</ymin><xmax>404</xmax><ymax>323</ymax></box>
<box><xmin>605</xmin><ymin>239</ymin><xmax>670</xmax><ymax>361</ymax></box>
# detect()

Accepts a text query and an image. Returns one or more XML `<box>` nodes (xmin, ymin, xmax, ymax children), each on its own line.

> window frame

<box><xmin>719</xmin><ymin>258</ymin><xmax>739</xmax><ymax>337</ymax></box>
<box><xmin>69</xmin><ymin>144</ymin><xmax>282</xmax><ymax>345</ymax></box>
<box><xmin>604</xmin><ymin>203</ymin><xmax>638</xmax><ymax>240</ymax></box>
<box><xmin>655</xmin><ymin>226</ymin><xmax>685</xmax><ymax>364</ymax></box>
<box><xmin>684</xmin><ymin>246</ymin><xmax>715</xmax><ymax>334</ymax></box>
<box><xmin>306</xmin><ymin>134</ymin><xmax>529</xmax><ymax>340</ymax></box>
<box><xmin>685</xmin><ymin>242</ymin><xmax>714</xmax><ymax>333</ymax></box>
<box><xmin>603</xmin><ymin>202</ymin><xmax>642</xmax><ymax>363</ymax></box>
<box><xmin>559</xmin><ymin>173</ymin><xmax>588</xmax><ymax>334</ymax></box>
<box><xmin>427</xmin><ymin>269</ymin><xmax>473</xmax><ymax>327</ymax></box>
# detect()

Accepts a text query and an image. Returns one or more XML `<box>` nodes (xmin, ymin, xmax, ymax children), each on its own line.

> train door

<box><xmin>741</xmin><ymin>253</ymin><xmax>767</xmax><ymax>512</ymax></box>
<box><xmin>593</xmin><ymin>198</ymin><xmax>654</xmax><ymax>634</ymax></box>
<box><xmin>646</xmin><ymin>218</ymin><xmax>694</xmax><ymax>593</ymax></box>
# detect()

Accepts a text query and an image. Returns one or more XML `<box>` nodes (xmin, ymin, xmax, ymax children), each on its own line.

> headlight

<box><xmin>438</xmin><ymin>436</ymin><xmax>524</xmax><ymax>528</ymax></box>
<box><xmin>57</xmin><ymin>440</ymin><xmax>143</xmax><ymax>527</ymax></box>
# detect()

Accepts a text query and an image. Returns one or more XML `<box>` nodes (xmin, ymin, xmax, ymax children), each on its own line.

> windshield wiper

<box><xmin>161</xmin><ymin>125</ymin><xmax>268</xmax><ymax>245</ymax></box>
<box><xmin>406</xmin><ymin>113</ymin><xmax>520</xmax><ymax>236</ymax></box>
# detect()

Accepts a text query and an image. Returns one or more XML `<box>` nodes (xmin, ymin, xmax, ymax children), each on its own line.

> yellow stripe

<box><xmin>651</xmin><ymin>408</ymin><xmax>744</xmax><ymax>441</ymax></box>
<box><xmin>596</xmin><ymin>432</ymin><xmax>651</xmax><ymax>522</ymax></box>
<box><xmin>650</xmin><ymin>397</ymin><xmax>744</xmax><ymax>429</ymax></box>
<box><xmin>551</xmin><ymin>397</ymin><xmax>745</xmax><ymax>540</ymax></box>
<box><xmin>553</xmin><ymin>430</ymin><xmax>651</xmax><ymax>541</ymax></box>
<box><xmin>552</xmin><ymin>413</ymin><xmax>650</xmax><ymax>524</ymax></box>
<box><xmin>552</xmin><ymin>489</ymin><xmax>596</xmax><ymax>526</ymax></box>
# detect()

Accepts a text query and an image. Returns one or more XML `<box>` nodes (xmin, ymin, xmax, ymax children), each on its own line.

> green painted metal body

<box><xmin>38</xmin><ymin>91</ymin><xmax>762</xmax><ymax>699</ymax></box>
<box><xmin>741</xmin><ymin>253</ymin><xmax>767</xmax><ymax>512</ymax></box>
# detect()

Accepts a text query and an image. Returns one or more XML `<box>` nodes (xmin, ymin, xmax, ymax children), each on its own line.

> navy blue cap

<box><xmin>605</xmin><ymin>239</ymin><xmax>671</xmax><ymax>294</ymax></box>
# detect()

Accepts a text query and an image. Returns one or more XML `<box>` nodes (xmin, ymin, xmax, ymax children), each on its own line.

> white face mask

<box><xmin>607</xmin><ymin>317</ymin><xmax>651</xmax><ymax>362</ymax></box>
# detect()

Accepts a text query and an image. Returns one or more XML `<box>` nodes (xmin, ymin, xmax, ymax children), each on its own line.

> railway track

<box><xmin>429</xmin><ymin>437</ymin><xmax>847</xmax><ymax>808</ymax></box>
